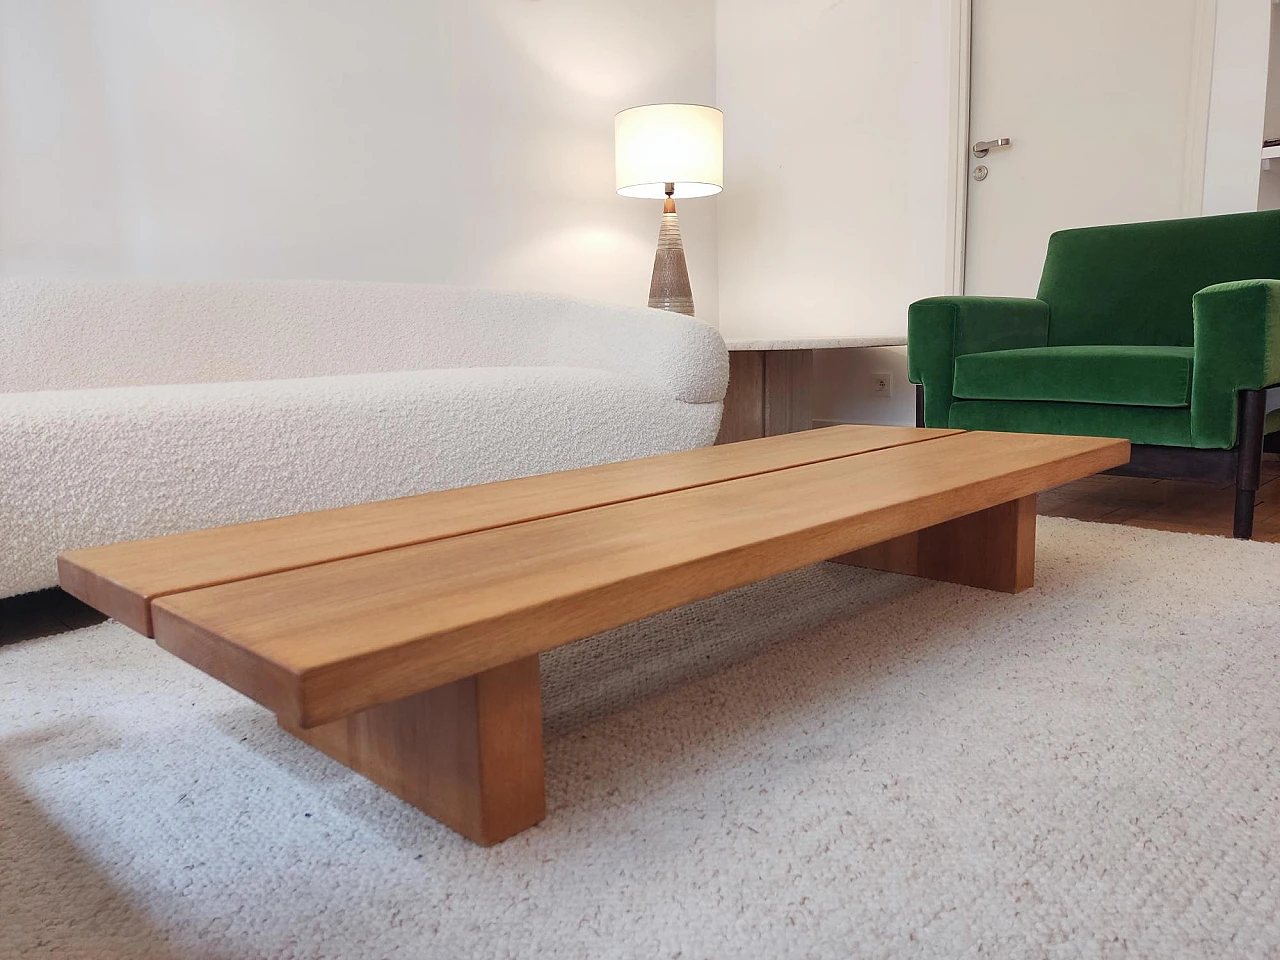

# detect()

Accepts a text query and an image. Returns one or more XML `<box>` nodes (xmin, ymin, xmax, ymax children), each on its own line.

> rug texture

<box><xmin>2</xmin><ymin>517</ymin><xmax>1278</xmax><ymax>959</ymax></box>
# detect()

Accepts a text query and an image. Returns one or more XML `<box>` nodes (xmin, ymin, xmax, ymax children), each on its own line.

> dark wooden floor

<box><xmin>4</xmin><ymin>456</ymin><xmax>1276</xmax><ymax>647</ymax></box>
<box><xmin>1039</xmin><ymin>454</ymin><xmax>1280</xmax><ymax>541</ymax></box>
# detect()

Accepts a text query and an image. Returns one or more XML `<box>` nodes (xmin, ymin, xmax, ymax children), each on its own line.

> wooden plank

<box><xmin>151</xmin><ymin>432</ymin><xmax>1129</xmax><ymax>729</ymax></box>
<box><xmin>58</xmin><ymin>424</ymin><xmax>958</xmax><ymax>635</ymax></box>
<box><xmin>762</xmin><ymin>349</ymin><xmax>813</xmax><ymax>436</ymax></box>
<box><xmin>282</xmin><ymin>655</ymin><xmax>544</xmax><ymax>846</ymax></box>
<box><xmin>834</xmin><ymin>494</ymin><xmax>1037</xmax><ymax>593</ymax></box>
<box><xmin>715</xmin><ymin>351</ymin><xmax>765</xmax><ymax>444</ymax></box>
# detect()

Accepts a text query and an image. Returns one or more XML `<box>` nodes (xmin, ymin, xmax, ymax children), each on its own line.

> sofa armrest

<box><xmin>0</xmin><ymin>369</ymin><xmax>726</xmax><ymax>599</ymax></box>
<box><xmin>436</xmin><ymin>290</ymin><xmax>730</xmax><ymax>406</ymax></box>
<box><xmin>539</xmin><ymin>302</ymin><xmax>730</xmax><ymax>405</ymax></box>
<box><xmin>907</xmin><ymin>296</ymin><xmax>1051</xmax><ymax>428</ymax></box>
<box><xmin>1191</xmin><ymin>280</ymin><xmax>1280</xmax><ymax>448</ymax></box>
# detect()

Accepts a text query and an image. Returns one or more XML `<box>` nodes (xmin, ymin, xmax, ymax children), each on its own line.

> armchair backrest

<box><xmin>1037</xmin><ymin>209</ymin><xmax>1280</xmax><ymax>347</ymax></box>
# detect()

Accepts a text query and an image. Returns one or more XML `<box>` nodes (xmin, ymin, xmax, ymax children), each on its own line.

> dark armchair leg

<box><xmin>915</xmin><ymin>383</ymin><xmax>925</xmax><ymax>429</ymax></box>
<box><xmin>1234</xmin><ymin>389</ymin><xmax>1266</xmax><ymax>539</ymax></box>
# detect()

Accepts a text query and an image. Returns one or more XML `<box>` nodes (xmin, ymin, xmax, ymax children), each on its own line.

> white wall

<box><xmin>1262</xmin><ymin>2</ymin><xmax>1280</xmax><ymax>142</ymax></box>
<box><xmin>1258</xmin><ymin>2</ymin><xmax>1280</xmax><ymax>210</ymax></box>
<box><xmin>0</xmin><ymin>0</ymin><xmax>720</xmax><ymax>320</ymax></box>
<box><xmin>715</xmin><ymin>0</ymin><xmax>954</xmax><ymax>342</ymax></box>
<box><xmin>1202</xmin><ymin>0</ymin><xmax>1271</xmax><ymax>214</ymax></box>
<box><xmin>716</xmin><ymin>0</ymin><xmax>954</xmax><ymax>426</ymax></box>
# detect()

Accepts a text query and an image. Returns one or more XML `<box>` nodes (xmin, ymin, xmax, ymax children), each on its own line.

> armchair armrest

<box><xmin>1191</xmin><ymin>280</ymin><xmax>1280</xmax><ymax>448</ymax></box>
<box><xmin>908</xmin><ymin>296</ymin><xmax>1051</xmax><ymax>428</ymax></box>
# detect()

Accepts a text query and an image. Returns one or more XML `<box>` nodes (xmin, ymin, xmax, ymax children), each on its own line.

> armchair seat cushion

<box><xmin>952</xmin><ymin>345</ymin><xmax>1195</xmax><ymax>408</ymax></box>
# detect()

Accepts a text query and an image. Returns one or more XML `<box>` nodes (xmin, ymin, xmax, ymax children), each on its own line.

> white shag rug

<box><xmin>3</xmin><ymin>517</ymin><xmax>1279</xmax><ymax>959</ymax></box>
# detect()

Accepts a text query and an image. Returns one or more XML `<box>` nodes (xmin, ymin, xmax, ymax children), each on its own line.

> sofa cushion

<box><xmin>952</xmin><ymin>345</ymin><xmax>1194</xmax><ymax>408</ymax></box>
<box><xmin>0</xmin><ymin>367</ymin><xmax>723</xmax><ymax>599</ymax></box>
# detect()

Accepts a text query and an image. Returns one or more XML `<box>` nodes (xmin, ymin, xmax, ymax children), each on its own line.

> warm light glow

<box><xmin>615</xmin><ymin>103</ymin><xmax>723</xmax><ymax>200</ymax></box>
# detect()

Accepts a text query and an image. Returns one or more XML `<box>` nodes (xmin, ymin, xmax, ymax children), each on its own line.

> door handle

<box><xmin>972</xmin><ymin>138</ymin><xmax>1011</xmax><ymax>158</ymax></box>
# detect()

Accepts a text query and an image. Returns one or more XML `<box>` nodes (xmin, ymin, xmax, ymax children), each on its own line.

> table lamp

<box><xmin>615</xmin><ymin>103</ymin><xmax>723</xmax><ymax>317</ymax></box>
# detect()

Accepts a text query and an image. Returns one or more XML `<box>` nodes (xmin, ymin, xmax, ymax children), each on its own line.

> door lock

<box><xmin>973</xmin><ymin>165</ymin><xmax>989</xmax><ymax>181</ymax></box>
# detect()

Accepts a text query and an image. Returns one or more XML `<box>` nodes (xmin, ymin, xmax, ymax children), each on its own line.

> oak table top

<box><xmin>59</xmin><ymin>425</ymin><xmax>1129</xmax><ymax>845</ymax></box>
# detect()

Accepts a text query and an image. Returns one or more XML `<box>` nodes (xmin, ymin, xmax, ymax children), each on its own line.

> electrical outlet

<box><xmin>870</xmin><ymin>373</ymin><xmax>893</xmax><ymax>397</ymax></box>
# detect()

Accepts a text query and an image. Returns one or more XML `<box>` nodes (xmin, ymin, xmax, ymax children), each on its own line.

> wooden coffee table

<box><xmin>59</xmin><ymin>426</ymin><xmax>1128</xmax><ymax>845</ymax></box>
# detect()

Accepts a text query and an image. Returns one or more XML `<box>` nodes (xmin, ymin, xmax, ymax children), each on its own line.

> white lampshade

<box><xmin>615</xmin><ymin>103</ymin><xmax>723</xmax><ymax>200</ymax></box>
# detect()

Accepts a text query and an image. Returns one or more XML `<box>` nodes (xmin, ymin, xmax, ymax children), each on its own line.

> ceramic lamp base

<box><xmin>648</xmin><ymin>196</ymin><xmax>695</xmax><ymax>317</ymax></box>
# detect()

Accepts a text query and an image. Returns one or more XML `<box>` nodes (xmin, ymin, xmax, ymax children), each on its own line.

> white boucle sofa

<box><xmin>0</xmin><ymin>278</ymin><xmax>728</xmax><ymax>600</ymax></box>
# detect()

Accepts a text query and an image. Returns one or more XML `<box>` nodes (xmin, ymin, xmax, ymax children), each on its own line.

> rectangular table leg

<box><xmin>832</xmin><ymin>494</ymin><xmax>1037</xmax><ymax>593</ymax></box>
<box><xmin>280</xmin><ymin>655</ymin><xmax>545</xmax><ymax>846</ymax></box>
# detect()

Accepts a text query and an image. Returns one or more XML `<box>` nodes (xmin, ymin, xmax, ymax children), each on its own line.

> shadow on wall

<box><xmin>0</xmin><ymin>0</ymin><xmax>718</xmax><ymax>317</ymax></box>
<box><xmin>477</xmin><ymin>0</ymin><xmax>721</xmax><ymax>311</ymax></box>
<box><xmin>484</xmin><ymin>0</ymin><xmax>712</xmax><ymax>101</ymax></box>
<box><xmin>813</xmin><ymin>346</ymin><xmax>915</xmax><ymax>428</ymax></box>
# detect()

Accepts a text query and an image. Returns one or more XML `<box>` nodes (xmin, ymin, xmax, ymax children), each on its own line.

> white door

<box><xmin>964</xmin><ymin>0</ymin><xmax>1213</xmax><ymax>297</ymax></box>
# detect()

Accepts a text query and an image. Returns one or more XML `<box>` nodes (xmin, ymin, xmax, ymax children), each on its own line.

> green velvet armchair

<box><xmin>908</xmin><ymin>209</ymin><xmax>1280</xmax><ymax>539</ymax></box>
